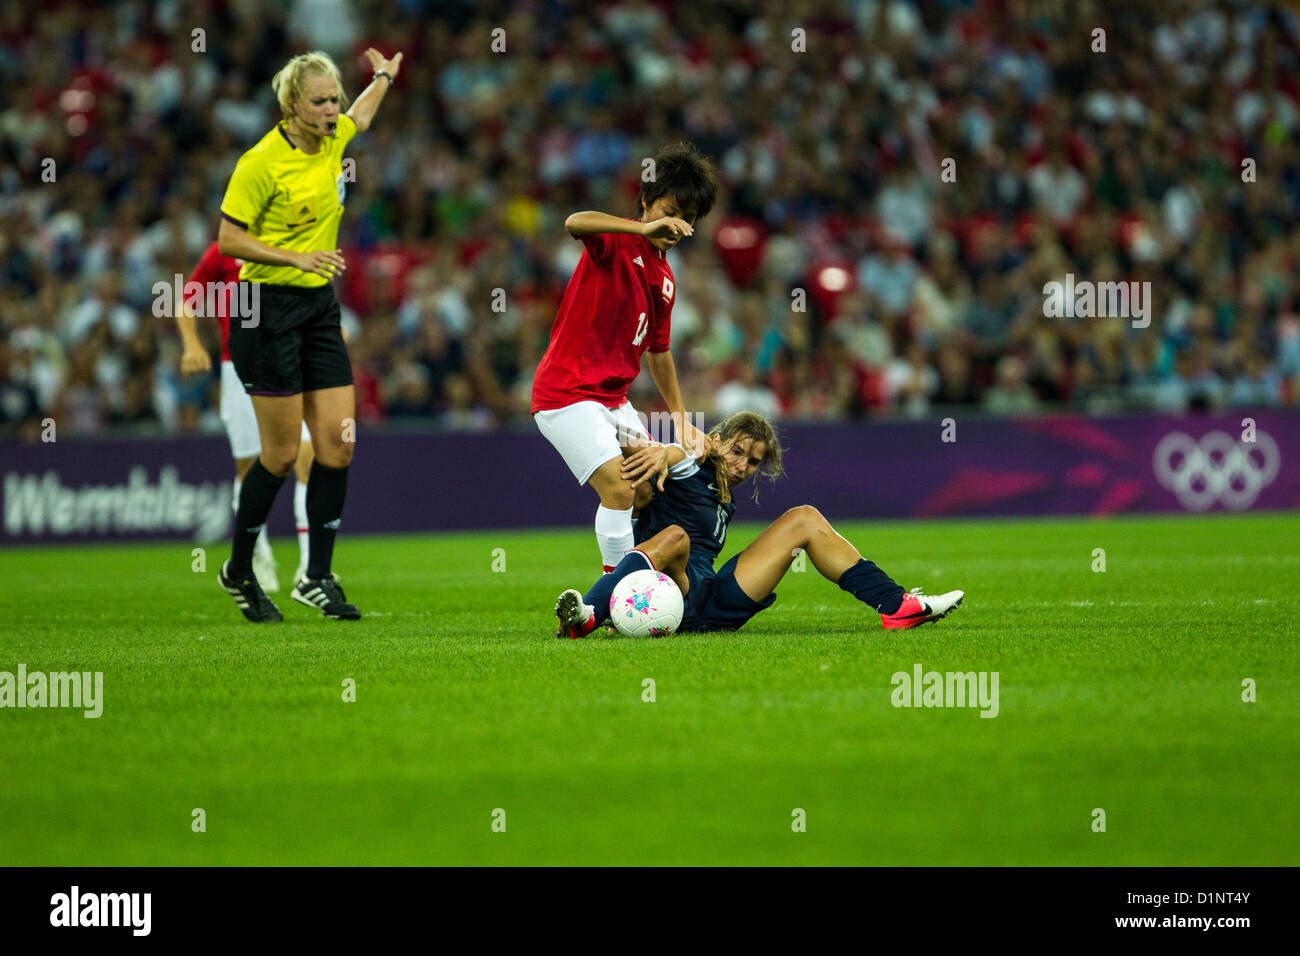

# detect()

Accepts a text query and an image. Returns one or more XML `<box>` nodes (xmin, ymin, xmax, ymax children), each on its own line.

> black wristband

<box><xmin>373</xmin><ymin>70</ymin><xmax>392</xmax><ymax>86</ymax></box>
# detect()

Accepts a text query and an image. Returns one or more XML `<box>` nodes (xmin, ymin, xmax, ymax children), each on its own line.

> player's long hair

<box><xmin>272</xmin><ymin>51</ymin><xmax>350</xmax><ymax>125</ymax></box>
<box><xmin>636</xmin><ymin>142</ymin><xmax>718</xmax><ymax>223</ymax></box>
<box><xmin>704</xmin><ymin>411</ymin><xmax>784</xmax><ymax>505</ymax></box>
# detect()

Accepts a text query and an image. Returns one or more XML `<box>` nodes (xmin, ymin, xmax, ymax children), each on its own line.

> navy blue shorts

<box><xmin>680</xmin><ymin>554</ymin><xmax>776</xmax><ymax>633</ymax></box>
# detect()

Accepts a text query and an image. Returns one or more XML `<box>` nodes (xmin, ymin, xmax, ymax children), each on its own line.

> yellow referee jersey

<box><xmin>219</xmin><ymin>113</ymin><xmax>358</xmax><ymax>287</ymax></box>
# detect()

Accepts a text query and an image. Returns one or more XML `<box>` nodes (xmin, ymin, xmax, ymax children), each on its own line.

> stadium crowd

<box><xmin>3</xmin><ymin>0</ymin><xmax>1300</xmax><ymax>439</ymax></box>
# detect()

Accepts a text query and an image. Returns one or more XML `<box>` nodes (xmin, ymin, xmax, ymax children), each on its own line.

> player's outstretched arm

<box><xmin>565</xmin><ymin>211</ymin><xmax>652</xmax><ymax>238</ymax></box>
<box><xmin>347</xmin><ymin>48</ymin><xmax>403</xmax><ymax>133</ymax></box>
<box><xmin>564</xmin><ymin>211</ymin><xmax>694</xmax><ymax>241</ymax></box>
<box><xmin>645</xmin><ymin>351</ymin><xmax>712</xmax><ymax>457</ymax></box>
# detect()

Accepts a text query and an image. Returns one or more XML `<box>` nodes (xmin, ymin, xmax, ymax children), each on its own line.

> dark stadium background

<box><xmin>1</xmin><ymin>0</ymin><xmax>1298</xmax><ymax>537</ymax></box>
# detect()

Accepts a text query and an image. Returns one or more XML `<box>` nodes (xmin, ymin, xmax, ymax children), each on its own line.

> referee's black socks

<box><xmin>229</xmin><ymin>459</ymin><xmax>288</xmax><ymax>578</ymax></box>
<box><xmin>305</xmin><ymin>459</ymin><xmax>349</xmax><ymax>580</ymax></box>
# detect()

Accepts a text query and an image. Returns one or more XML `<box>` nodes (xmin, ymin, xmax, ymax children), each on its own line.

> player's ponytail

<box><xmin>706</xmin><ymin>453</ymin><xmax>734</xmax><ymax>505</ymax></box>
<box><xmin>704</xmin><ymin>411</ymin><xmax>785</xmax><ymax>504</ymax></box>
<box><xmin>272</xmin><ymin>51</ymin><xmax>350</xmax><ymax>124</ymax></box>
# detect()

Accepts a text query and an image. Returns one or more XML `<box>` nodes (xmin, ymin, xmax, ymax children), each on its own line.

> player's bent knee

<box><xmin>318</xmin><ymin>440</ymin><xmax>354</xmax><ymax>468</ymax></box>
<box><xmin>783</xmin><ymin>504</ymin><xmax>820</xmax><ymax>529</ymax></box>
<box><xmin>602</xmin><ymin>484</ymin><xmax>635</xmax><ymax>510</ymax></box>
<box><xmin>589</xmin><ymin>463</ymin><xmax>635</xmax><ymax>509</ymax></box>
<box><xmin>261</xmin><ymin>448</ymin><xmax>298</xmax><ymax>477</ymax></box>
<box><xmin>664</xmin><ymin>524</ymin><xmax>690</xmax><ymax>558</ymax></box>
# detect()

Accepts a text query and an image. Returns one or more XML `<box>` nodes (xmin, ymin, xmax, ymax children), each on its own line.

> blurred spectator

<box><xmin>1226</xmin><ymin>346</ymin><xmax>1283</xmax><ymax>408</ymax></box>
<box><xmin>1028</xmin><ymin>146</ymin><xmax>1087</xmax><ymax>224</ymax></box>
<box><xmin>857</xmin><ymin>238</ymin><xmax>917</xmax><ymax>318</ymax></box>
<box><xmin>1</xmin><ymin>0</ymin><xmax>1298</xmax><ymax>439</ymax></box>
<box><xmin>935</xmin><ymin>342</ymin><xmax>979</xmax><ymax>406</ymax></box>
<box><xmin>715</xmin><ymin>362</ymin><xmax>780</xmax><ymax>420</ymax></box>
<box><xmin>0</xmin><ymin>342</ymin><xmax>39</xmax><ymax>430</ymax></box>
<box><xmin>61</xmin><ymin>274</ymin><xmax>138</xmax><ymax>347</ymax></box>
<box><xmin>885</xmin><ymin>342</ymin><xmax>939</xmax><ymax>418</ymax></box>
<box><xmin>438</xmin><ymin>373</ymin><xmax>494</xmax><ymax>430</ymax></box>
<box><xmin>913</xmin><ymin>236</ymin><xmax>972</xmax><ymax>346</ymax></box>
<box><xmin>983</xmin><ymin>356</ymin><xmax>1041</xmax><ymax>416</ymax></box>
<box><xmin>385</xmin><ymin>360</ymin><xmax>436</xmax><ymax>418</ymax></box>
<box><xmin>875</xmin><ymin>166</ymin><xmax>931</xmax><ymax>247</ymax></box>
<box><xmin>288</xmin><ymin>0</ymin><xmax>360</xmax><ymax>59</ymax></box>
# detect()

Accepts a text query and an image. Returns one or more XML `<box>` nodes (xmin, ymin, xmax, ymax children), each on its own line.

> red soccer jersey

<box><xmin>186</xmin><ymin>241</ymin><xmax>243</xmax><ymax>362</ymax></box>
<box><xmin>531</xmin><ymin>228</ymin><xmax>677</xmax><ymax>413</ymax></box>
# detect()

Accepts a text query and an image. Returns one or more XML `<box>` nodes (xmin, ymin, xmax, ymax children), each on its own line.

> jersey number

<box><xmin>712</xmin><ymin>505</ymin><xmax>727</xmax><ymax>547</ymax></box>
<box><xmin>632</xmin><ymin>312</ymin><xmax>648</xmax><ymax>347</ymax></box>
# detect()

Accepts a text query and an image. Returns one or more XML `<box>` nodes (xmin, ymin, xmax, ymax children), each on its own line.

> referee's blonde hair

<box><xmin>271</xmin><ymin>51</ymin><xmax>349</xmax><ymax>122</ymax></box>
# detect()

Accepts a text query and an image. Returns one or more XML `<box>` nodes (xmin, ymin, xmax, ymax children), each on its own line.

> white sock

<box><xmin>294</xmin><ymin>480</ymin><xmax>310</xmax><ymax>571</ymax></box>
<box><xmin>254</xmin><ymin>525</ymin><xmax>273</xmax><ymax>561</ymax></box>
<box><xmin>594</xmin><ymin>504</ymin><xmax>634</xmax><ymax>571</ymax></box>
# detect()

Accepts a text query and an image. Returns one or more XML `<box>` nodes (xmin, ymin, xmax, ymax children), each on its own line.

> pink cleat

<box><xmin>881</xmin><ymin>587</ymin><xmax>964</xmax><ymax>630</ymax></box>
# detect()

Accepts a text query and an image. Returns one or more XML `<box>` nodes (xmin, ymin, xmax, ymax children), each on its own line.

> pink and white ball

<box><xmin>609</xmin><ymin>569</ymin><xmax>684</xmax><ymax>638</ymax></box>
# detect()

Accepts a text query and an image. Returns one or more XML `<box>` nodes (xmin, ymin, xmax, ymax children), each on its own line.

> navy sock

<box><xmin>838</xmin><ymin>558</ymin><xmax>905</xmax><ymax>614</ymax></box>
<box><xmin>305</xmin><ymin>460</ymin><xmax>349</xmax><ymax>580</ymax></box>
<box><xmin>229</xmin><ymin>459</ymin><xmax>287</xmax><ymax>577</ymax></box>
<box><xmin>584</xmin><ymin>551</ymin><xmax>653</xmax><ymax>626</ymax></box>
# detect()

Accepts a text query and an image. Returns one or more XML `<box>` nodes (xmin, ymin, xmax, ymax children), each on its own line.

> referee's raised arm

<box><xmin>347</xmin><ymin>48</ymin><xmax>403</xmax><ymax>133</ymax></box>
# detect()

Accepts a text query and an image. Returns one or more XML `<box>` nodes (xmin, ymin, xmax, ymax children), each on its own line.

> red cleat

<box><xmin>554</xmin><ymin>588</ymin><xmax>598</xmax><ymax>639</ymax></box>
<box><xmin>880</xmin><ymin>587</ymin><xmax>965</xmax><ymax>630</ymax></box>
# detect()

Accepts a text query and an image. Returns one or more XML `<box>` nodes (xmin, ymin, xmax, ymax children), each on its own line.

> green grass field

<box><xmin>1</xmin><ymin>512</ymin><xmax>1297</xmax><ymax>866</ymax></box>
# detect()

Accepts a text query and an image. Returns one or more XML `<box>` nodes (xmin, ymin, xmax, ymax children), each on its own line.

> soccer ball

<box><xmin>610</xmin><ymin>569</ymin><xmax>684</xmax><ymax>638</ymax></box>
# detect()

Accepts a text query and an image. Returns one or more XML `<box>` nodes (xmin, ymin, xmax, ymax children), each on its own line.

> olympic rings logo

<box><xmin>1152</xmin><ymin>430</ymin><xmax>1280</xmax><ymax>511</ymax></box>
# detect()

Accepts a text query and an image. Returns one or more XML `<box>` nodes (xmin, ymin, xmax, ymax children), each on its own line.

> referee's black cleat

<box><xmin>219</xmin><ymin>559</ymin><xmax>283</xmax><ymax>622</ymax></box>
<box><xmin>292</xmin><ymin>573</ymin><xmax>361</xmax><ymax>620</ymax></box>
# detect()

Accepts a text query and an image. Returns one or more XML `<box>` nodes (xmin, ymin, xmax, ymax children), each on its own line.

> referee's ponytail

<box><xmin>271</xmin><ymin>51</ymin><xmax>350</xmax><ymax>123</ymax></box>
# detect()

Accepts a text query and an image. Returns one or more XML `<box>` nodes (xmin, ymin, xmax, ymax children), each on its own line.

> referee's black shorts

<box><xmin>228</xmin><ymin>282</ymin><xmax>353</xmax><ymax>396</ymax></box>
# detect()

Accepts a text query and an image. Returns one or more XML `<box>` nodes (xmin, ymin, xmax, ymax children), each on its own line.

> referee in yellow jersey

<box><xmin>216</xmin><ymin>48</ymin><xmax>402</xmax><ymax>622</ymax></box>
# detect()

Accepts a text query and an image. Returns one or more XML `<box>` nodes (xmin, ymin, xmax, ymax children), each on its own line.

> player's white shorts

<box><xmin>534</xmin><ymin>400</ymin><xmax>651</xmax><ymax>485</ymax></box>
<box><xmin>219</xmin><ymin>360</ymin><xmax>311</xmax><ymax>460</ymax></box>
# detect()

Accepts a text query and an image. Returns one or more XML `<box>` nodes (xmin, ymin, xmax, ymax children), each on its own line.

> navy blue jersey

<box><xmin>634</xmin><ymin>457</ymin><xmax>734</xmax><ymax>571</ymax></box>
